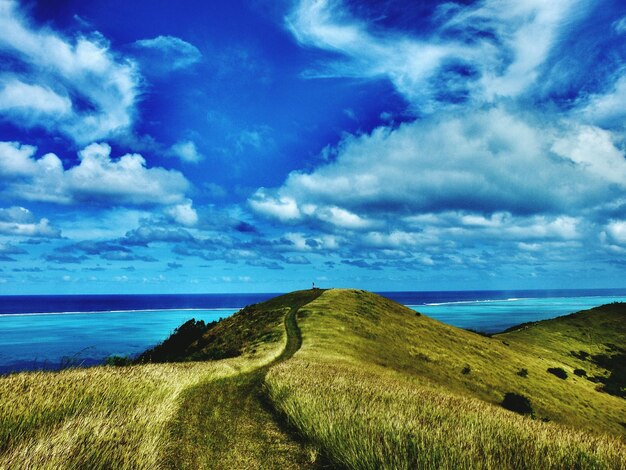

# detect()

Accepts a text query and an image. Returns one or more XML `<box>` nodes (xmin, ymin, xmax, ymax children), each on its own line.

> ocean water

<box><xmin>1</xmin><ymin>288</ymin><xmax>625</xmax><ymax>374</ymax></box>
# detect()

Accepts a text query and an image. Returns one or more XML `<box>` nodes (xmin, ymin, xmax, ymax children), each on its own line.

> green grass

<box><xmin>0</xmin><ymin>361</ymin><xmax>242</xmax><ymax>469</ymax></box>
<box><xmin>268</xmin><ymin>359</ymin><xmax>625</xmax><ymax>469</ymax></box>
<box><xmin>159</xmin><ymin>289</ymin><xmax>323</xmax><ymax>469</ymax></box>
<box><xmin>0</xmin><ymin>290</ymin><xmax>300</xmax><ymax>469</ymax></box>
<box><xmin>266</xmin><ymin>289</ymin><xmax>626</xmax><ymax>469</ymax></box>
<box><xmin>1</xmin><ymin>288</ymin><xmax>625</xmax><ymax>469</ymax></box>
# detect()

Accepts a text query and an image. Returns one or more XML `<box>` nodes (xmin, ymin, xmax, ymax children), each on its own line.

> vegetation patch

<box><xmin>516</xmin><ymin>368</ymin><xmax>528</xmax><ymax>378</ymax></box>
<box><xmin>501</xmin><ymin>392</ymin><xmax>533</xmax><ymax>416</ymax></box>
<box><xmin>574</xmin><ymin>368</ymin><xmax>587</xmax><ymax>377</ymax></box>
<box><xmin>104</xmin><ymin>355</ymin><xmax>133</xmax><ymax>366</ymax></box>
<box><xmin>138</xmin><ymin>318</ymin><xmax>213</xmax><ymax>363</ymax></box>
<box><xmin>590</xmin><ymin>345</ymin><xmax>626</xmax><ymax>398</ymax></box>
<box><xmin>267</xmin><ymin>358</ymin><xmax>625</xmax><ymax>469</ymax></box>
<box><xmin>547</xmin><ymin>367</ymin><xmax>568</xmax><ymax>379</ymax></box>
<box><xmin>571</xmin><ymin>350</ymin><xmax>590</xmax><ymax>360</ymax></box>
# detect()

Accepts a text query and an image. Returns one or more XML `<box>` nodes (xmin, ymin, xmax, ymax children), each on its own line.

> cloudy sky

<box><xmin>1</xmin><ymin>0</ymin><xmax>625</xmax><ymax>294</ymax></box>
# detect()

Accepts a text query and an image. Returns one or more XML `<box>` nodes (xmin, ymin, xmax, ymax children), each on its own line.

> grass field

<box><xmin>266</xmin><ymin>289</ymin><xmax>626</xmax><ymax>469</ymax></box>
<box><xmin>0</xmin><ymin>306</ymin><xmax>288</xmax><ymax>469</ymax></box>
<box><xmin>0</xmin><ymin>288</ymin><xmax>624</xmax><ymax>469</ymax></box>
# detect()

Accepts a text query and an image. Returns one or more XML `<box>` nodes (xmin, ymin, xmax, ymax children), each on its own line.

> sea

<box><xmin>1</xmin><ymin>288</ymin><xmax>625</xmax><ymax>374</ymax></box>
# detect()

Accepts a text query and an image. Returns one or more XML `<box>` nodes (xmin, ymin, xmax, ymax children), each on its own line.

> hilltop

<box><xmin>0</xmin><ymin>288</ymin><xmax>624</xmax><ymax>469</ymax></box>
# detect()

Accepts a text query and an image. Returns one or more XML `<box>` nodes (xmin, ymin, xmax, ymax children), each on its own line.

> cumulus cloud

<box><xmin>230</xmin><ymin>0</ymin><xmax>626</xmax><ymax>280</ymax></box>
<box><xmin>121</xmin><ymin>226</ymin><xmax>196</xmax><ymax>247</ymax></box>
<box><xmin>170</xmin><ymin>140</ymin><xmax>203</xmax><ymax>163</ymax></box>
<box><xmin>604</xmin><ymin>220</ymin><xmax>626</xmax><ymax>245</ymax></box>
<box><xmin>0</xmin><ymin>0</ymin><xmax>140</xmax><ymax>143</ymax></box>
<box><xmin>0</xmin><ymin>141</ymin><xmax>190</xmax><ymax>206</ymax></box>
<box><xmin>164</xmin><ymin>200</ymin><xmax>199</xmax><ymax>226</ymax></box>
<box><xmin>251</xmin><ymin>108</ymin><xmax>626</xmax><ymax>225</ymax></box>
<box><xmin>133</xmin><ymin>35</ymin><xmax>202</xmax><ymax>74</ymax></box>
<box><xmin>249</xmin><ymin>192</ymin><xmax>301</xmax><ymax>222</ymax></box>
<box><xmin>0</xmin><ymin>242</ymin><xmax>27</xmax><ymax>261</ymax></box>
<box><xmin>0</xmin><ymin>206</ymin><xmax>61</xmax><ymax>237</ymax></box>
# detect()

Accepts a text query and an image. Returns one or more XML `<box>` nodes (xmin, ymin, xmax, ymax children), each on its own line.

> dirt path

<box><xmin>163</xmin><ymin>291</ymin><xmax>322</xmax><ymax>469</ymax></box>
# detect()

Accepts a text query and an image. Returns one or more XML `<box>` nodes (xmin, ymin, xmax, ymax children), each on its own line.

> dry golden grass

<box><xmin>2</xmin><ymin>288</ymin><xmax>624</xmax><ymax>469</ymax></box>
<box><xmin>0</xmin><ymin>319</ymin><xmax>287</xmax><ymax>470</ymax></box>
<box><xmin>295</xmin><ymin>289</ymin><xmax>626</xmax><ymax>436</ymax></box>
<box><xmin>264</xmin><ymin>289</ymin><xmax>626</xmax><ymax>469</ymax></box>
<box><xmin>267</xmin><ymin>358</ymin><xmax>626</xmax><ymax>470</ymax></box>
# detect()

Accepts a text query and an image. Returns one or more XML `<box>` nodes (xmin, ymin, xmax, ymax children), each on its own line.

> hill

<box><xmin>0</xmin><ymin>288</ymin><xmax>624</xmax><ymax>469</ymax></box>
<box><xmin>266</xmin><ymin>289</ymin><xmax>626</xmax><ymax>468</ymax></box>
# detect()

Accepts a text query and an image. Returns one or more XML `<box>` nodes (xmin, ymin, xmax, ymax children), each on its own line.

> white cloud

<box><xmin>0</xmin><ymin>0</ymin><xmax>139</xmax><ymax>143</ymax></box>
<box><xmin>613</xmin><ymin>16</ymin><xmax>626</xmax><ymax>34</ymax></box>
<box><xmin>0</xmin><ymin>141</ymin><xmax>191</xmax><ymax>206</ymax></box>
<box><xmin>282</xmin><ymin>232</ymin><xmax>340</xmax><ymax>251</ymax></box>
<box><xmin>577</xmin><ymin>75</ymin><xmax>626</xmax><ymax>128</ymax></box>
<box><xmin>133</xmin><ymin>35</ymin><xmax>202</xmax><ymax>72</ymax></box>
<box><xmin>251</xmin><ymin>108</ymin><xmax>626</xmax><ymax>226</ymax></box>
<box><xmin>315</xmin><ymin>206</ymin><xmax>374</xmax><ymax>230</ymax></box>
<box><xmin>286</xmin><ymin>0</ymin><xmax>471</xmax><ymax>108</ymax></box>
<box><xmin>286</xmin><ymin>0</ymin><xmax>581</xmax><ymax>108</ymax></box>
<box><xmin>249</xmin><ymin>191</ymin><xmax>301</xmax><ymax>222</ymax></box>
<box><xmin>170</xmin><ymin>140</ymin><xmax>203</xmax><ymax>163</ymax></box>
<box><xmin>552</xmin><ymin>125</ymin><xmax>626</xmax><ymax>184</ymax></box>
<box><xmin>0</xmin><ymin>206</ymin><xmax>61</xmax><ymax>237</ymax></box>
<box><xmin>605</xmin><ymin>220</ymin><xmax>626</xmax><ymax>245</ymax></box>
<box><xmin>165</xmin><ymin>200</ymin><xmax>198</xmax><ymax>226</ymax></box>
<box><xmin>442</xmin><ymin>0</ymin><xmax>582</xmax><ymax>99</ymax></box>
<box><xmin>0</xmin><ymin>78</ymin><xmax>72</xmax><ymax>117</ymax></box>
<box><xmin>0</xmin><ymin>242</ymin><xmax>26</xmax><ymax>256</ymax></box>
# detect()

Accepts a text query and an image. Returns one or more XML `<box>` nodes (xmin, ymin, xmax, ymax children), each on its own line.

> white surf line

<box><xmin>409</xmin><ymin>295</ymin><xmax>626</xmax><ymax>307</ymax></box>
<box><xmin>0</xmin><ymin>307</ymin><xmax>242</xmax><ymax>317</ymax></box>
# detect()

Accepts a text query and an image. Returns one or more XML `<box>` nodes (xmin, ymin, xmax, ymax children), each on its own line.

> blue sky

<box><xmin>1</xmin><ymin>0</ymin><xmax>626</xmax><ymax>294</ymax></box>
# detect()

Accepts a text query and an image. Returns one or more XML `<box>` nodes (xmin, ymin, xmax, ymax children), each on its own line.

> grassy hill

<box><xmin>0</xmin><ymin>288</ymin><xmax>625</xmax><ymax>468</ymax></box>
<box><xmin>267</xmin><ymin>289</ymin><xmax>626</xmax><ymax>468</ymax></box>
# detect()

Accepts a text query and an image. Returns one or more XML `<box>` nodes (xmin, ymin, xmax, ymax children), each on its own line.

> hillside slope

<box><xmin>0</xmin><ymin>290</ymin><xmax>322</xmax><ymax>469</ymax></box>
<box><xmin>267</xmin><ymin>289</ymin><xmax>626</xmax><ymax>468</ymax></box>
<box><xmin>1</xmin><ymin>288</ymin><xmax>624</xmax><ymax>469</ymax></box>
<box><xmin>289</xmin><ymin>289</ymin><xmax>625</xmax><ymax>435</ymax></box>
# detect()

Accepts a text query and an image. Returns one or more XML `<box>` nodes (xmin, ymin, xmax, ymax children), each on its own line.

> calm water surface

<box><xmin>1</xmin><ymin>289</ymin><xmax>625</xmax><ymax>373</ymax></box>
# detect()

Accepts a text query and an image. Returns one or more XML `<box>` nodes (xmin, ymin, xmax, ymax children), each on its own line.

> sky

<box><xmin>1</xmin><ymin>0</ymin><xmax>626</xmax><ymax>294</ymax></box>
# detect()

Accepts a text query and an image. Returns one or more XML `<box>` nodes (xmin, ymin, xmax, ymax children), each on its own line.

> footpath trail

<box><xmin>163</xmin><ymin>291</ymin><xmax>323</xmax><ymax>470</ymax></box>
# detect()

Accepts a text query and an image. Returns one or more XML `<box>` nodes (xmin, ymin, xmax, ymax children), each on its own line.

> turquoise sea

<box><xmin>0</xmin><ymin>308</ymin><xmax>238</xmax><ymax>373</ymax></box>
<box><xmin>1</xmin><ymin>289</ymin><xmax>625</xmax><ymax>373</ymax></box>
<box><xmin>410</xmin><ymin>295</ymin><xmax>626</xmax><ymax>333</ymax></box>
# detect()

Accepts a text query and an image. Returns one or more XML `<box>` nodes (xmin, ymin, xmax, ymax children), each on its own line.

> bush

<box><xmin>517</xmin><ymin>368</ymin><xmax>529</xmax><ymax>378</ymax></box>
<box><xmin>574</xmin><ymin>368</ymin><xmax>587</xmax><ymax>377</ymax></box>
<box><xmin>501</xmin><ymin>392</ymin><xmax>533</xmax><ymax>416</ymax></box>
<box><xmin>571</xmin><ymin>350</ymin><xmax>590</xmax><ymax>360</ymax></box>
<box><xmin>104</xmin><ymin>355</ymin><xmax>133</xmax><ymax>367</ymax></box>
<box><xmin>547</xmin><ymin>367</ymin><xmax>568</xmax><ymax>379</ymax></box>
<box><xmin>137</xmin><ymin>318</ymin><xmax>209</xmax><ymax>363</ymax></box>
<box><xmin>461</xmin><ymin>365</ymin><xmax>471</xmax><ymax>375</ymax></box>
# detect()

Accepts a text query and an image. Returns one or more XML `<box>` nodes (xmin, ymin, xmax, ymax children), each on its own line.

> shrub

<box><xmin>517</xmin><ymin>368</ymin><xmax>529</xmax><ymax>378</ymax></box>
<box><xmin>574</xmin><ymin>368</ymin><xmax>587</xmax><ymax>377</ymax></box>
<box><xmin>571</xmin><ymin>350</ymin><xmax>590</xmax><ymax>360</ymax></box>
<box><xmin>104</xmin><ymin>355</ymin><xmax>133</xmax><ymax>367</ymax></box>
<box><xmin>462</xmin><ymin>365</ymin><xmax>471</xmax><ymax>375</ymax></box>
<box><xmin>547</xmin><ymin>367</ymin><xmax>568</xmax><ymax>379</ymax></box>
<box><xmin>501</xmin><ymin>392</ymin><xmax>533</xmax><ymax>416</ymax></box>
<box><xmin>137</xmin><ymin>318</ymin><xmax>208</xmax><ymax>363</ymax></box>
